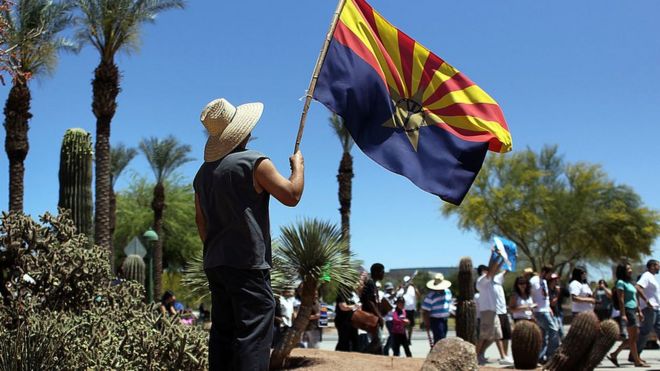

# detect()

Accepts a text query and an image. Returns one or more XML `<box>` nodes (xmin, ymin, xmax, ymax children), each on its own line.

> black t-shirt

<box><xmin>360</xmin><ymin>279</ymin><xmax>379</xmax><ymax>315</ymax></box>
<box><xmin>335</xmin><ymin>291</ymin><xmax>356</xmax><ymax>325</ymax></box>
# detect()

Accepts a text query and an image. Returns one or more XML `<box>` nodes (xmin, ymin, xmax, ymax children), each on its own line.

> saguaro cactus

<box><xmin>580</xmin><ymin>319</ymin><xmax>619</xmax><ymax>371</ymax></box>
<box><xmin>512</xmin><ymin>320</ymin><xmax>542</xmax><ymax>369</ymax></box>
<box><xmin>122</xmin><ymin>254</ymin><xmax>146</xmax><ymax>286</ymax></box>
<box><xmin>58</xmin><ymin>128</ymin><xmax>93</xmax><ymax>238</ymax></box>
<box><xmin>455</xmin><ymin>257</ymin><xmax>477</xmax><ymax>344</ymax></box>
<box><xmin>545</xmin><ymin>311</ymin><xmax>599</xmax><ymax>371</ymax></box>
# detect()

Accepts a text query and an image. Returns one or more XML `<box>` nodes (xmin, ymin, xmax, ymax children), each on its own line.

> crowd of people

<box><xmin>319</xmin><ymin>255</ymin><xmax>660</xmax><ymax>369</ymax></box>
<box><xmin>475</xmin><ymin>257</ymin><xmax>660</xmax><ymax>368</ymax></box>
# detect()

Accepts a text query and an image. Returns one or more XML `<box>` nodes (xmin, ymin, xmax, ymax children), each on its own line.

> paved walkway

<box><xmin>316</xmin><ymin>327</ymin><xmax>660</xmax><ymax>370</ymax></box>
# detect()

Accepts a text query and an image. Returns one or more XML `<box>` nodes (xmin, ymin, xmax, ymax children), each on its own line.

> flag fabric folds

<box><xmin>313</xmin><ymin>0</ymin><xmax>512</xmax><ymax>205</ymax></box>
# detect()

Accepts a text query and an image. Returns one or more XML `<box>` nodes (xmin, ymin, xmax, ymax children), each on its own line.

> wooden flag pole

<box><xmin>293</xmin><ymin>0</ymin><xmax>348</xmax><ymax>153</ymax></box>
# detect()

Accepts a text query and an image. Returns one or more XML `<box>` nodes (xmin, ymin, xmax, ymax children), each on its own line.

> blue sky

<box><xmin>1</xmin><ymin>0</ymin><xmax>659</xmax><ymax>272</ymax></box>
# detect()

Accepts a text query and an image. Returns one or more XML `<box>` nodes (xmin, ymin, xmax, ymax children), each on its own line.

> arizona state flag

<box><xmin>313</xmin><ymin>0</ymin><xmax>512</xmax><ymax>205</ymax></box>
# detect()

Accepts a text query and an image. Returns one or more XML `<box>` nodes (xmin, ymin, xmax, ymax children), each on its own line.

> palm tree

<box><xmin>73</xmin><ymin>0</ymin><xmax>184</xmax><ymax>261</ymax></box>
<box><xmin>270</xmin><ymin>218</ymin><xmax>360</xmax><ymax>369</ymax></box>
<box><xmin>329</xmin><ymin>114</ymin><xmax>354</xmax><ymax>249</ymax></box>
<box><xmin>109</xmin><ymin>143</ymin><xmax>136</xmax><ymax>269</ymax></box>
<box><xmin>2</xmin><ymin>0</ymin><xmax>73</xmax><ymax>211</ymax></box>
<box><xmin>139</xmin><ymin>135</ymin><xmax>191</xmax><ymax>300</ymax></box>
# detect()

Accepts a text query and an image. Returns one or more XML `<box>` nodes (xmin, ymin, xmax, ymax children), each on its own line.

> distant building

<box><xmin>386</xmin><ymin>267</ymin><xmax>458</xmax><ymax>284</ymax></box>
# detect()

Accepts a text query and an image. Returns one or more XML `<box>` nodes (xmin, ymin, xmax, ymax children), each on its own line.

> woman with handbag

<box><xmin>335</xmin><ymin>288</ymin><xmax>361</xmax><ymax>352</ymax></box>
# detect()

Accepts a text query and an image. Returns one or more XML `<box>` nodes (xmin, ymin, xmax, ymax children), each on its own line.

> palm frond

<box><xmin>74</xmin><ymin>0</ymin><xmax>184</xmax><ymax>59</ymax></box>
<box><xmin>111</xmin><ymin>143</ymin><xmax>138</xmax><ymax>187</ymax></box>
<box><xmin>138</xmin><ymin>135</ymin><xmax>193</xmax><ymax>184</ymax></box>
<box><xmin>2</xmin><ymin>0</ymin><xmax>75</xmax><ymax>79</ymax></box>
<box><xmin>329</xmin><ymin>114</ymin><xmax>354</xmax><ymax>153</ymax></box>
<box><xmin>275</xmin><ymin>218</ymin><xmax>360</xmax><ymax>290</ymax></box>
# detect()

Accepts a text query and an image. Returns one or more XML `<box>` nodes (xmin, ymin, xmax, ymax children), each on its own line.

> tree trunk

<box><xmin>3</xmin><ymin>81</ymin><xmax>31</xmax><ymax>212</ymax></box>
<box><xmin>109</xmin><ymin>190</ymin><xmax>116</xmax><ymax>269</ymax></box>
<box><xmin>152</xmin><ymin>181</ymin><xmax>165</xmax><ymax>300</ymax></box>
<box><xmin>92</xmin><ymin>60</ymin><xmax>119</xmax><ymax>268</ymax></box>
<box><xmin>337</xmin><ymin>152</ymin><xmax>353</xmax><ymax>251</ymax></box>
<box><xmin>270</xmin><ymin>279</ymin><xmax>317</xmax><ymax>369</ymax></box>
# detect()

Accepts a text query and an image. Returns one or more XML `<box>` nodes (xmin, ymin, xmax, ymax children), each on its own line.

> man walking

<box><xmin>475</xmin><ymin>252</ymin><xmax>509</xmax><ymax>365</ymax></box>
<box><xmin>194</xmin><ymin>98</ymin><xmax>304</xmax><ymax>370</ymax></box>
<box><xmin>636</xmin><ymin>259</ymin><xmax>660</xmax><ymax>358</ymax></box>
<box><xmin>422</xmin><ymin>273</ymin><xmax>453</xmax><ymax>345</ymax></box>
<box><xmin>530</xmin><ymin>265</ymin><xmax>560</xmax><ymax>363</ymax></box>
<box><xmin>361</xmin><ymin>263</ymin><xmax>385</xmax><ymax>354</ymax></box>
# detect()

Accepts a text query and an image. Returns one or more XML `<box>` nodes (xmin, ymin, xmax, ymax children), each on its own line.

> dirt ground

<box><xmin>284</xmin><ymin>349</ymin><xmax>542</xmax><ymax>370</ymax></box>
<box><xmin>286</xmin><ymin>348</ymin><xmax>425</xmax><ymax>370</ymax></box>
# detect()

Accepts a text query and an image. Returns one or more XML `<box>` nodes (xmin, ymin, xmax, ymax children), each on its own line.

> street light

<box><xmin>143</xmin><ymin>229</ymin><xmax>159</xmax><ymax>303</ymax></box>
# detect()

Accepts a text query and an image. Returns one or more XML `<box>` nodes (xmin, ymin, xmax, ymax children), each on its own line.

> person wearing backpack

<box><xmin>608</xmin><ymin>263</ymin><xmax>650</xmax><ymax>368</ymax></box>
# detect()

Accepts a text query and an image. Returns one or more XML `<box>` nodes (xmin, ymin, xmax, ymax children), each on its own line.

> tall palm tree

<box><xmin>139</xmin><ymin>135</ymin><xmax>191</xmax><ymax>300</ymax></box>
<box><xmin>270</xmin><ymin>218</ymin><xmax>360</xmax><ymax>369</ymax></box>
<box><xmin>2</xmin><ymin>0</ymin><xmax>73</xmax><ymax>211</ymax></box>
<box><xmin>329</xmin><ymin>114</ymin><xmax>354</xmax><ymax>249</ymax></box>
<box><xmin>109</xmin><ymin>143</ymin><xmax>136</xmax><ymax>269</ymax></box>
<box><xmin>74</xmin><ymin>0</ymin><xmax>184</xmax><ymax>261</ymax></box>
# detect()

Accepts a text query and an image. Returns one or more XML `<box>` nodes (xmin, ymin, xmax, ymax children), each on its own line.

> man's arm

<box><xmin>254</xmin><ymin>151</ymin><xmax>304</xmax><ymax>206</ymax></box>
<box><xmin>194</xmin><ymin>193</ymin><xmax>207</xmax><ymax>242</ymax></box>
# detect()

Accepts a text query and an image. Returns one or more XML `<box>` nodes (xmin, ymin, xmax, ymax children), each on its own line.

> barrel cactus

<box><xmin>580</xmin><ymin>319</ymin><xmax>619</xmax><ymax>371</ymax></box>
<box><xmin>121</xmin><ymin>254</ymin><xmax>146</xmax><ymax>286</ymax></box>
<box><xmin>545</xmin><ymin>311</ymin><xmax>599</xmax><ymax>371</ymax></box>
<box><xmin>511</xmin><ymin>320</ymin><xmax>542</xmax><ymax>369</ymax></box>
<box><xmin>57</xmin><ymin>128</ymin><xmax>93</xmax><ymax>238</ymax></box>
<box><xmin>455</xmin><ymin>257</ymin><xmax>477</xmax><ymax>344</ymax></box>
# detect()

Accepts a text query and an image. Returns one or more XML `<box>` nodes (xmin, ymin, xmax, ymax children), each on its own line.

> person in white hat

<box><xmin>397</xmin><ymin>274</ymin><xmax>421</xmax><ymax>344</ymax></box>
<box><xmin>421</xmin><ymin>273</ymin><xmax>453</xmax><ymax>346</ymax></box>
<box><xmin>194</xmin><ymin>98</ymin><xmax>304</xmax><ymax>370</ymax></box>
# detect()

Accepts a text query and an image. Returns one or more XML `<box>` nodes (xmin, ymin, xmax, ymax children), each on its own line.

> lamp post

<box><xmin>143</xmin><ymin>229</ymin><xmax>159</xmax><ymax>303</ymax></box>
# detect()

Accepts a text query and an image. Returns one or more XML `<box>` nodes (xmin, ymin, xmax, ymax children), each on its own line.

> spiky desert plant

<box><xmin>73</xmin><ymin>0</ymin><xmax>185</xmax><ymax>261</ymax></box>
<box><xmin>580</xmin><ymin>319</ymin><xmax>619</xmax><ymax>371</ymax></box>
<box><xmin>182</xmin><ymin>246</ymin><xmax>293</xmax><ymax>304</ymax></box>
<box><xmin>455</xmin><ymin>257</ymin><xmax>477</xmax><ymax>344</ymax></box>
<box><xmin>2</xmin><ymin>0</ymin><xmax>74</xmax><ymax>212</ymax></box>
<box><xmin>269</xmin><ymin>218</ymin><xmax>361</xmax><ymax>369</ymax></box>
<box><xmin>545</xmin><ymin>311</ymin><xmax>599</xmax><ymax>371</ymax></box>
<box><xmin>121</xmin><ymin>254</ymin><xmax>145</xmax><ymax>285</ymax></box>
<box><xmin>512</xmin><ymin>320</ymin><xmax>542</xmax><ymax>369</ymax></box>
<box><xmin>58</xmin><ymin>128</ymin><xmax>93</xmax><ymax>238</ymax></box>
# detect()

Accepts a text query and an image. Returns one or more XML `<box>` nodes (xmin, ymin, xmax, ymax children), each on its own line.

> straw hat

<box><xmin>426</xmin><ymin>273</ymin><xmax>451</xmax><ymax>291</ymax></box>
<box><xmin>200</xmin><ymin>98</ymin><xmax>263</xmax><ymax>162</ymax></box>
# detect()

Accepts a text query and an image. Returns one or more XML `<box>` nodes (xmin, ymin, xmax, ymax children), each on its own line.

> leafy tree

<box><xmin>1</xmin><ymin>0</ymin><xmax>73</xmax><ymax>211</ymax></box>
<box><xmin>329</xmin><ymin>114</ymin><xmax>354</xmax><ymax>249</ymax></box>
<box><xmin>73</xmin><ymin>0</ymin><xmax>184</xmax><ymax>261</ymax></box>
<box><xmin>442</xmin><ymin>145</ymin><xmax>660</xmax><ymax>277</ymax></box>
<box><xmin>113</xmin><ymin>175</ymin><xmax>200</xmax><ymax>276</ymax></box>
<box><xmin>270</xmin><ymin>219</ymin><xmax>360</xmax><ymax>369</ymax></box>
<box><xmin>109</xmin><ymin>143</ymin><xmax>137</xmax><ymax>269</ymax></box>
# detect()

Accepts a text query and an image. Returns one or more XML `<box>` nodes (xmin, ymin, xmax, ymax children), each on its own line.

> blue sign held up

<box><xmin>491</xmin><ymin>236</ymin><xmax>517</xmax><ymax>272</ymax></box>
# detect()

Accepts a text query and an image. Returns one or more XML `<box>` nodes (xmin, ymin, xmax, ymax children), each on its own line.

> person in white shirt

<box><xmin>636</xmin><ymin>259</ymin><xmax>660</xmax><ymax>357</ymax></box>
<box><xmin>494</xmin><ymin>271</ymin><xmax>512</xmax><ymax>361</ymax></box>
<box><xmin>569</xmin><ymin>266</ymin><xmax>595</xmax><ymax>315</ymax></box>
<box><xmin>529</xmin><ymin>265</ymin><xmax>560</xmax><ymax>363</ymax></box>
<box><xmin>475</xmin><ymin>251</ymin><xmax>511</xmax><ymax>366</ymax></box>
<box><xmin>279</xmin><ymin>288</ymin><xmax>296</xmax><ymax>328</ymax></box>
<box><xmin>509</xmin><ymin>276</ymin><xmax>536</xmax><ymax>322</ymax></box>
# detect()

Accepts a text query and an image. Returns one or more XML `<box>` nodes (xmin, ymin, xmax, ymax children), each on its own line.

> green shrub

<box><xmin>0</xmin><ymin>211</ymin><xmax>208</xmax><ymax>370</ymax></box>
